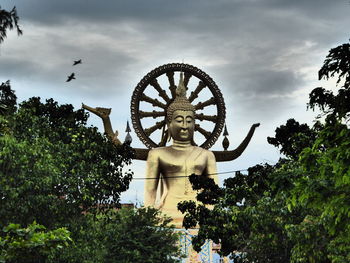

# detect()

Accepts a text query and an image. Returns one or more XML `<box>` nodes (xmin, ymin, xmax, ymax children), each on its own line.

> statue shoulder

<box><xmin>147</xmin><ymin>146</ymin><xmax>171</xmax><ymax>158</ymax></box>
<box><xmin>193</xmin><ymin>146</ymin><xmax>216</xmax><ymax>158</ymax></box>
<box><xmin>149</xmin><ymin>146</ymin><xmax>171</xmax><ymax>153</ymax></box>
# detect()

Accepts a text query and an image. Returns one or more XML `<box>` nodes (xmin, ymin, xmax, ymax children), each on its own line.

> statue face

<box><xmin>169</xmin><ymin>110</ymin><xmax>195</xmax><ymax>141</ymax></box>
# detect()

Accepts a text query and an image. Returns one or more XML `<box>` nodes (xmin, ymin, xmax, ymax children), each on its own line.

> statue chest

<box><xmin>158</xmin><ymin>148</ymin><xmax>207</xmax><ymax>175</ymax></box>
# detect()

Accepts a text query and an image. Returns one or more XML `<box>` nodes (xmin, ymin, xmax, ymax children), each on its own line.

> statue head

<box><xmin>166</xmin><ymin>72</ymin><xmax>195</xmax><ymax>142</ymax></box>
<box><xmin>168</xmin><ymin>109</ymin><xmax>195</xmax><ymax>142</ymax></box>
<box><xmin>166</xmin><ymin>72</ymin><xmax>195</xmax><ymax>122</ymax></box>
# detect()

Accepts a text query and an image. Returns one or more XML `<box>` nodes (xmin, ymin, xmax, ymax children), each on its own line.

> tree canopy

<box><xmin>49</xmin><ymin>207</ymin><xmax>182</xmax><ymax>263</ymax></box>
<box><xmin>0</xmin><ymin>222</ymin><xmax>71</xmax><ymax>263</ymax></box>
<box><xmin>0</xmin><ymin>85</ymin><xmax>134</xmax><ymax>228</ymax></box>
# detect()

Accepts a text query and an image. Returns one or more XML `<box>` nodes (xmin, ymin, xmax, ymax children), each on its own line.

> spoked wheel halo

<box><xmin>130</xmin><ymin>63</ymin><xmax>226</xmax><ymax>149</ymax></box>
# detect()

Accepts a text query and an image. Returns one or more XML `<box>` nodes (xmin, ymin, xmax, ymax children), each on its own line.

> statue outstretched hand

<box><xmin>82</xmin><ymin>103</ymin><xmax>121</xmax><ymax>145</ymax></box>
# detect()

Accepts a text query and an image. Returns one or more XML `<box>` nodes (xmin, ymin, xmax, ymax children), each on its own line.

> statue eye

<box><xmin>186</xmin><ymin>117</ymin><xmax>193</xmax><ymax>123</ymax></box>
<box><xmin>175</xmin><ymin>117</ymin><xmax>184</xmax><ymax>123</ymax></box>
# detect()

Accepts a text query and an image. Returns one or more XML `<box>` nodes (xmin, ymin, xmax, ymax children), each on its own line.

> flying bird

<box><xmin>66</xmin><ymin>73</ymin><xmax>76</xmax><ymax>82</ymax></box>
<box><xmin>73</xmin><ymin>59</ymin><xmax>82</xmax><ymax>66</ymax></box>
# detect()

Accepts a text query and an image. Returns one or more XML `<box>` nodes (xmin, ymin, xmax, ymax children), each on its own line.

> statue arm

<box><xmin>144</xmin><ymin>150</ymin><xmax>160</xmax><ymax>207</ymax></box>
<box><xmin>82</xmin><ymin>103</ymin><xmax>121</xmax><ymax>145</ymax></box>
<box><xmin>206</xmin><ymin>151</ymin><xmax>219</xmax><ymax>185</ymax></box>
<box><xmin>213</xmin><ymin>123</ymin><xmax>260</xmax><ymax>162</ymax></box>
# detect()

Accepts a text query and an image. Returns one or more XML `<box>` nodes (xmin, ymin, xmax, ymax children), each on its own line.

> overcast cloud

<box><xmin>1</xmin><ymin>0</ymin><xmax>349</xmax><ymax>203</ymax></box>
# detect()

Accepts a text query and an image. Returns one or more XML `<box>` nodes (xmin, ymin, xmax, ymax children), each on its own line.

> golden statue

<box><xmin>83</xmin><ymin>63</ymin><xmax>259</xmax><ymax>228</ymax></box>
<box><xmin>144</xmin><ymin>72</ymin><xmax>218</xmax><ymax>227</ymax></box>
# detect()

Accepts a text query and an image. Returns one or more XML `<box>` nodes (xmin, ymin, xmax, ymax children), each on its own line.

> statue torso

<box><xmin>146</xmin><ymin>143</ymin><xmax>217</xmax><ymax>228</ymax></box>
<box><xmin>150</xmin><ymin>145</ymin><xmax>213</xmax><ymax>201</ymax></box>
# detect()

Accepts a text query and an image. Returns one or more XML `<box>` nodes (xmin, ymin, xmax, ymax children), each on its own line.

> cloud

<box><xmin>1</xmin><ymin>0</ymin><xmax>348</xmax><ymax>132</ymax></box>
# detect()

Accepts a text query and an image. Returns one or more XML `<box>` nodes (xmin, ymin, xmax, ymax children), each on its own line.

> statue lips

<box><xmin>179</xmin><ymin>130</ymin><xmax>190</xmax><ymax>140</ymax></box>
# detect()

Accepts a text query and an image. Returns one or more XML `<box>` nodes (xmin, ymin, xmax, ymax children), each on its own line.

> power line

<box><xmin>132</xmin><ymin>169</ymin><xmax>249</xmax><ymax>180</ymax></box>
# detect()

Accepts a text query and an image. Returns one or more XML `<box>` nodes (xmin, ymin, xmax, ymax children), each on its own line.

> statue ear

<box><xmin>167</xmin><ymin>131</ymin><xmax>172</xmax><ymax>142</ymax></box>
<box><xmin>166</xmin><ymin>122</ymin><xmax>172</xmax><ymax>142</ymax></box>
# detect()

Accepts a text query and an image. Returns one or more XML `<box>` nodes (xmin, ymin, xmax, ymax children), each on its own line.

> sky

<box><xmin>1</xmin><ymin>0</ymin><xmax>350</xmax><ymax>204</ymax></box>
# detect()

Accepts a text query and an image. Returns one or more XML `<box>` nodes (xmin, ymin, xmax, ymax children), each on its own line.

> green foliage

<box><xmin>308</xmin><ymin>86</ymin><xmax>350</xmax><ymax>121</ymax></box>
<box><xmin>285</xmin><ymin>39</ymin><xmax>350</xmax><ymax>262</ymax></box>
<box><xmin>286</xmin><ymin>215</ymin><xmax>330</xmax><ymax>263</ymax></box>
<box><xmin>49</xmin><ymin>207</ymin><xmax>182</xmax><ymax>263</ymax></box>
<box><xmin>0</xmin><ymin>94</ymin><xmax>133</xmax><ymax>228</ymax></box>
<box><xmin>0</xmin><ymin>85</ymin><xmax>135</xmax><ymax>262</ymax></box>
<box><xmin>309</xmin><ymin>40</ymin><xmax>350</xmax><ymax>121</ymax></box>
<box><xmin>0</xmin><ymin>5</ymin><xmax>22</xmax><ymax>44</ymax></box>
<box><xmin>51</xmin><ymin>215</ymin><xmax>106</xmax><ymax>263</ymax></box>
<box><xmin>0</xmin><ymin>221</ymin><xmax>71</xmax><ymax>263</ymax></box>
<box><xmin>0</xmin><ymin>81</ymin><xmax>16</xmax><ymax>115</ymax></box>
<box><xmin>318</xmin><ymin>41</ymin><xmax>350</xmax><ymax>88</ymax></box>
<box><xmin>267</xmin><ymin>119</ymin><xmax>317</xmax><ymax>160</ymax></box>
<box><xmin>286</xmin><ymin>120</ymin><xmax>350</xmax><ymax>262</ymax></box>
<box><xmin>0</xmin><ymin>84</ymin><xmax>183</xmax><ymax>262</ymax></box>
<box><xmin>103</xmin><ymin>207</ymin><xmax>181</xmax><ymax>263</ymax></box>
<box><xmin>179</xmin><ymin>164</ymin><xmax>302</xmax><ymax>263</ymax></box>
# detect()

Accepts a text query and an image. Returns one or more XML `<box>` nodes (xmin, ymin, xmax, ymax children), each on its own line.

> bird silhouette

<box><xmin>66</xmin><ymin>73</ymin><xmax>76</xmax><ymax>82</ymax></box>
<box><xmin>73</xmin><ymin>59</ymin><xmax>82</xmax><ymax>66</ymax></box>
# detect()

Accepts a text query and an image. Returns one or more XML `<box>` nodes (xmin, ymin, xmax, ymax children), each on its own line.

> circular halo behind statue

<box><xmin>131</xmin><ymin>63</ymin><xmax>226</xmax><ymax>149</ymax></box>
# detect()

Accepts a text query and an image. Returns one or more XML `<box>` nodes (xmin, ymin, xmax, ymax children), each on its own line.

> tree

<box><xmin>0</xmin><ymin>4</ymin><xmax>22</xmax><ymax>116</ymax></box>
<box><xmin>267</xmin><ymin>118</ymin><xmax>317</xmax><ymax>160</ymax></box>
<box><xmin>286</xmin><ymin>40</ymin><xmax>350</xmax><ymax>262</ymax></box>
<box><xmin>49</xmin><ymin>207</ymin><xmax>182</xmax><ymax>263</ymax></box>
<box><xmin>179</xmin><ymin>39</ymin><xmax>350</xmax><ymax>263</ymax></box>
<box><xmin>309</xmin><ymin>40</ymin><xmax>350</xmax><ymax>121</ymax></box>
<box><xmin>0</xmin><ymin>85</ymin><xmax>134</xmax><ymax>227</ymax></box>
<box><xmin>0</xmin><ymin>6</ymin><xmax>22</xmax><ymax>44</ymax></box>
<box><xmin>0</xmin><ymin>81</ymin><xmax>16</xmax><ymax>115</ymax></box>
<box><xmin>0</xmin><ymin>222</ymin><xmax>71</xmax><ymax>263</ymax></box>
<box><xmin>0</xmin><ymin>93</ymin><xmax>134</xmax><ymax>229</ymax></box>
<box><xmin>103</xmin><ymin>207</ymin><xmax>181</xmax><ymax>263</ymax></box>
<box><xmin>178</xmin><ymin>163</ymin><xmax>304</xmax><ymax>263</ymax></box>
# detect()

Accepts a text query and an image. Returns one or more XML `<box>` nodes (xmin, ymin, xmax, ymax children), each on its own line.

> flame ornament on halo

<box><xmin>176</xmin><ymin>72</ymin><xmax>187</xmax><ymax>97</ymax></box>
